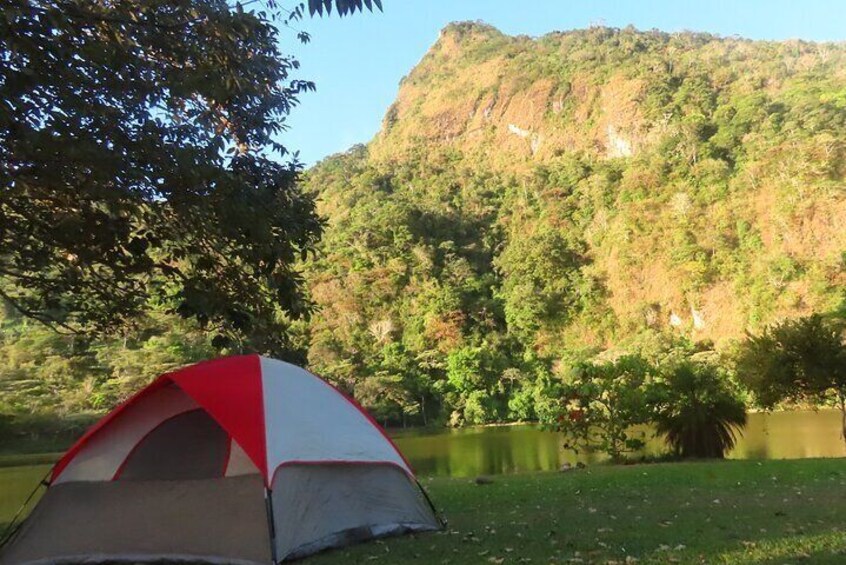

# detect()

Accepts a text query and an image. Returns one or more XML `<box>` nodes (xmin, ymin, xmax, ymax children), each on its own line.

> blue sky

<box><xmin>280</xmin><ymin>0</ymin><xmax>846</xmax><ymax>166</ymax></box>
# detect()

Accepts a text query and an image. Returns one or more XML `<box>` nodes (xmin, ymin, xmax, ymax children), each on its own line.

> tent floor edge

<box><xmin>0</xmin><ymin>553</ymin><xmax>270</xmax><ymax>565</ymax></box>
<box><xmin>280</xmin><ymin>522</ymin><xmax>441</xmax><ymax>562</ymax></box>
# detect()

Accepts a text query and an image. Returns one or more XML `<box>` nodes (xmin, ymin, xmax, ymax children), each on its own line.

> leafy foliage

<box><xmin>0</xmin><ymin>0</ymin><xmax>382</xmax><ymax>435</ymax></box>
<box><xmin>652</xmin><ymin>361</ymin><xmax>747</xmax><ymax>458</ymax></box>
<box><xmin>0</xmin><ymin>0</ymin><xmax>334</xmax><ymax>355</ymax></box>
<box><xmin>0</xmin><ymin>305</ymin><xmax>214</xmax><ymax>414</ymax></box>
<box><xmin>495</xmin><ymin>227</ymin><xmax>589</xmax><ymax>344</ymax></box>
<box><xmin>308</xmin><ymin>0</ymin><xmax>382</xmax><ymax>17</ymax></box>
<box><xmin>302</xmin><ymin>24</ymin><xmax>846</xmax><ymax>426</ymax></box>
<box><xmin>736</xmin><ymin>314</ymin><xmax>846</xmax><ymax>442</ymax></box>
<box><xmin>547</xmin><ymin>356</ymin><xmax>655</xmax><ymax>461</ymax></box>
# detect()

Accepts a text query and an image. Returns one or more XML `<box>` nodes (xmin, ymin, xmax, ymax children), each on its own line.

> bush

<box><xmin>545</xmin><ymin>355</ymin><xmax>655</xmax><ymax>462</ymax></box>
<box><xmin>463</xmin><ymin>390</ymin><xmax>492</xmax><ymax>425</ymax></box>
<box><xmin>652</xmin><ymin>361</ymin><xmax>747</xmax><ymax>458</ymax></box>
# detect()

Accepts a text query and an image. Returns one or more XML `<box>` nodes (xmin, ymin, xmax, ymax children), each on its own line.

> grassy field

<box><xmin>0</xmin><ymin>453</ymin><xmax>61</xmax><ymax>468</ymax></box>
<box><xmin>0</xmin><ymin>463</ymin><xmax>52</xmax><ymax>534</ymax></box>
<box><xmin>3</xmin><ymin>458</ymin><xmax>846</xmax><ymax>563</ymax></box>
<box><xmin>309</xmin><ymin>459</ymin><xmax>846</xmax><ymax>564</ymax></box>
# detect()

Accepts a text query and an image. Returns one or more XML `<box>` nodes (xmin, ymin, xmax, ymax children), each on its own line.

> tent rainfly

<box><xmin>0</xmin><ymin>355</ymin><xmax>441</xmax><ymax>564</ymax></box>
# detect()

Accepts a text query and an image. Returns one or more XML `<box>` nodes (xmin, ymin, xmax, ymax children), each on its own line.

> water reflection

<box><xmin>732</xmin><ymin>410</ymin><xmax>845</xmax><ymax>460</ymax></box>
<box><xmin>390</xmin><ymin>410</ymin><xmax>846</xmax><ymax>477</ymax></box>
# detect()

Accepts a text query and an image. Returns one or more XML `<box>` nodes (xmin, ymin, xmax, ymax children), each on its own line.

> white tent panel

<box><xmin>271</xmin><ymin>464</ymin><xmax>439</xmax><ymax>560</ymax></box>
<box><xmin>260</xmin><ymin>357</ymin><xmax>410</xmax><ymax>477</ymax></box>
<box><xmin>54</xmin><ymin>385</ymin><xmax>198</xmax><ymax>484</ymax></box>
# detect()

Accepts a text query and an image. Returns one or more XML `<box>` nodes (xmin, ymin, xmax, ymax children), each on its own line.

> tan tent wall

<box><xmin>0</xmin><ymin>476</ymin><xmax>271</xmax><ymax>565</ymax></box>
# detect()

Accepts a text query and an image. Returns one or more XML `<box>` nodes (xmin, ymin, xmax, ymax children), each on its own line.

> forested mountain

<box><xmin>302</xmin><ymin>23</ymin><xmax>846</xmax><ymax>425</ymax></box>
<box><xmin>2</xmin><ymin>23</ymin><xmax>845</xmax><ymax>432</ymax></box>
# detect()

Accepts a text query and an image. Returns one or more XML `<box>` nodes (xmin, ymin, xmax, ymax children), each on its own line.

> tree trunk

<box><xmin>421</xmin><ymin>395</ymin><xmax>427</xmax><ymax>426</ymax></box>
<box><xmin>839</xmin><ymin>391</ymin><xmax>846</xmax><ymax>450</ymax></box>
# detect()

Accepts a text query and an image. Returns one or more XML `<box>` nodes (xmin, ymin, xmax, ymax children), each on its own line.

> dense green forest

<box><xmin>2</xmin><ymin>23</ymin><xmax>845</xmax><ymax>435</ymax></box>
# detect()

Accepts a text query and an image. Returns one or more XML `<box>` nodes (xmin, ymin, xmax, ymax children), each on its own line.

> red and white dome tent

<box><xmin>0</xmin><ymin>355</ymin><xmax>442</xmax><ymax>565</ymax></box>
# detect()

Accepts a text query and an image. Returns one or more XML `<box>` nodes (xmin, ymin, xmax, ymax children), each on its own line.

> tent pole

<box><xmin>264</xmin><ymin>487</ymin><xmax>278</xmax><ymax>564</ymax></box>
<box><xmin>416</xmin><ymin>480</ymin><xmax>447</xmax><ymax>529</ymax></box>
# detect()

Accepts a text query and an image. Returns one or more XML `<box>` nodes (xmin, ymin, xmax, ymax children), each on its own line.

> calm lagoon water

<box><xmin>390</xmin><ymin>409</ymin><xmax>846</xmax><ymax>477</ymax></box>
<box><xmin>1</xmin><ymin>410</ymin><xmax>844</xmax><ymax>526</ymax></box>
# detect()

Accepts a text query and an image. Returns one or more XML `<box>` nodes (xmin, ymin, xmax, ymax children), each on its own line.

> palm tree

<box><xmin>653</xmin><ymin>362</ymin><xmax>747</xmax><ymax>459</ymax></box>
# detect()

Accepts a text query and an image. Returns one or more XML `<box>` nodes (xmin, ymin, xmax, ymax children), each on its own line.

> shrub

<box><xmin>652</xmin><ymin>361</ymin><xmax>747</xmax><ymax>458</ymax></box>
<box><xmin>546</xmin><ymin>355</ymin><xmax>655</xmax><ymax>462</ymax></box>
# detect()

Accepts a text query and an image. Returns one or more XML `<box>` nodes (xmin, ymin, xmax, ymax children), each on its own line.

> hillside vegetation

<box><xmin>302</xmin><ymin>23</ymin><xmax>846</xmax><ymax>425</ymax></box>
<box><xmin>1</xmin><ymin>23</ymin><xmax>845</xmax><ymax>431</ymax></box>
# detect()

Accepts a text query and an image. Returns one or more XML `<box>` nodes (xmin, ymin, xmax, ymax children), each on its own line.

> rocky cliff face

<box><xmin>372</xmin><ymin>24</ymin><xmax>721</xmax><ymax>165</ymax></box>
<box><xmin>307</xmin><ymin>23</ymin><xmax>846</xmax><ymax>353</ymax></box>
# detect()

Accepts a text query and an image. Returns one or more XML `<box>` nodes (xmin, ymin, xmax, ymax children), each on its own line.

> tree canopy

<box><xmin>737</xmin><ymin>314</ymin><xmax>846</xmax><ymax>443</ymax></box>
<box><xmin>0</xmin><ymin>0</ymin><xmax>379</xmax><ymax>355</ymax></box>
<box><xmin>737</xmin><ymin>315</ymin><xmax>846</xmax><ymax>407</ymax></box>
<box><xmin>547</xmin><ymin>355</ymin><xmax>655</xmax><ymax>461</ymax></box>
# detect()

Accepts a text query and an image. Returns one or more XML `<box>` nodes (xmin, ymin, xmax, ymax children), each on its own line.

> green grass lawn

<box><xmin>0</xmin><ymin>463</ymin><xmax>52</xmax><ymax>534</ymax></box>
<box><xmin>0</xmin><ymin>452</ymin><xmax>62</xmax><ymax>468</ymax></box>
<box><xmin>310</xmin><ymin>459</ymin><xmax>846</xmax><ymax>564</ymax></box>
<box><xmin>3</xmin><ymin>458</ymin><xmax>846</xmax><ymax>563</ymax></box>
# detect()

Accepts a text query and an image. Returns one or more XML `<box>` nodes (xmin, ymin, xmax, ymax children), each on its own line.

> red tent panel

<box><xmin>169</xmin><ymin>355</ymin><xmax>266</xmax><ymax>477</ymax></box>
